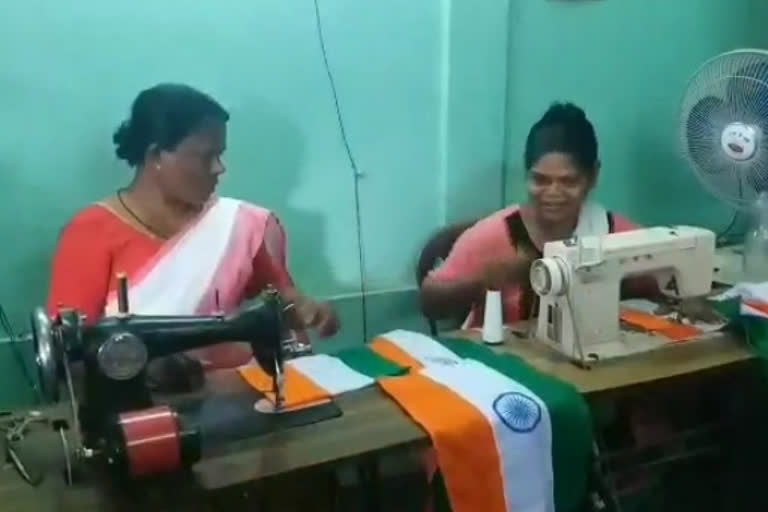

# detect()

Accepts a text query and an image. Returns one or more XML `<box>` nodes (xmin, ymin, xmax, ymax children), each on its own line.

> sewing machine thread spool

<box><xmin>482</xmin><ymin>290</ymin><xmax>504</xmax><ymax>345</ymax></box>
<box><xmin>116</xmin><ymin>273</ymin><xmax>129</xmax><ymax>315</ymax></box>
<box><xmin>117</xmin><ymin>405</ymin><xmax>182</xmax><ymax>477</ymax></box>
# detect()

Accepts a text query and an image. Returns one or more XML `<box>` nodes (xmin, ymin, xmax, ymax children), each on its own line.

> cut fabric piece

<box><xmin>238</xmin><ymin>347</ymin><xmax>405</xmax><ymax>408</ymax></box>
<box><xmin>374</xmin><ymin>333</ymin><xmax>592</xmax><ymax>512</ymax></box>
<box><xmin>620</xmin><ymin>309</ymin><xmax>703</xmax><ymax>342</ymax></box>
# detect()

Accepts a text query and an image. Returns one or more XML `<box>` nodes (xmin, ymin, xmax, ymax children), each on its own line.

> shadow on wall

<box><xmin>225</xmin><ymin>99</ymin><xmax>338</xmax><ymax>296</ymax></box>
<box><xmin>445</xmin><ymin>162</ymin><xmax>506</xmax><ymax>224</ymax></box>
<box><xmin>627</xmin><ymin>115</ymin><xmax>734</xmax><ymax>230</ymax></box>
<box><xmin>0</xmin><ymin>136</ymin><xmax>121</xmax><ymax>328</ymax></box>
<box><xmin>227</xmin><ymin>100</ymin><xmax>380</xmax><ymax>348</ymax></box>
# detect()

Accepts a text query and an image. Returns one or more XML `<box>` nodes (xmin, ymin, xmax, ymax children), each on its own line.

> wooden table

<box><xmin>0</xmin><ymin>330</ymin><xmax>755</xmax><ymax>510</ymax></box>
<box><xmin>479</xmin><ymin>328</ymin><xmax>754</xmax><ymax>394</ymax></box>
<box><xmin>193</xmin><ymin>329</ymin><xmax>754</xmax><ymax>488</ymax></box>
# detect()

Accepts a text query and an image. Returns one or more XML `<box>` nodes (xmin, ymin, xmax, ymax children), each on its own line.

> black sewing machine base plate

<box><xmin>176</xmin><ymin>390</ymin><xmax>342</xmax><ymax>450</ymax></box>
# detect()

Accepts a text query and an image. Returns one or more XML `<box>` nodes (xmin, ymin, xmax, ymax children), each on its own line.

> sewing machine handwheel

<box><xmin>531</xmin><ymin>257</ymin><xmax>568</xmax><ymax>296</ymax></box>
<box><xmin>31</xmin><ymin>307</ymin><xmax>59</xmax><ymax>404</ymax></box>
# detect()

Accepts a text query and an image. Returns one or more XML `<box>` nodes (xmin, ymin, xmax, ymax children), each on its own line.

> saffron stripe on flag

<box><xmin>370</xmin><ymin>338</ymin><xmax>424</xmax><ymax>371</ymax></box>
<box><xmin>379</xmin><ymin>371</ymin><xmax>508</xmax><ymax>512</ymax></box>
<box><xmin>239</xmin><ymin>363</ymin><xmax>329</xmax><ymax>407</ymax></box>
<box><xmin>371</xmin><ymin>330</ymin><xmax>462</xmax><ymax>370</ymax></box>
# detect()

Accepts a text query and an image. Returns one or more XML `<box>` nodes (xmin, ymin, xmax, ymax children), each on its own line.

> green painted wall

<box><xmin>0</xmin><ymin>1</ymin><xmax>508</xmax><ymax>408</ymax></box>
<box><xmin>504</xmin><ymin>0</ymin><xmax>768</xmax><ymax>230</ymax></box>
<box><xmin>3</xmin><ymin>0</ymin><xmax>767</xmax><ymax>409</ymax></box>
<box><xmin>0</xmin><ymin>1</ymin><xmax>441</xmax><ymax>320</ymax></box>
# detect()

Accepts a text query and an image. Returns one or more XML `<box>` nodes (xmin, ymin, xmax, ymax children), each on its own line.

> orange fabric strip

<box><xmin>745</xmin><ymin>299</ymin><xmax>768</xmax><ymax>316</ymax></box>
<box><xmin>620</xmin><ymin>309</ymin><xmax>702</xmax><ymax>342</ymax></box>
<box><xmin>369</xmin><ymin>338</ymin><xmax>424</xmax><ymax>372</ymax></box>
<box><xmin>238</xmin><ymin>365</ymin><xmax>330</xmax><ymax>407</ymax></box>
<box><xmin>379</xmin><ymin>374</ymin><xmax>507</xmax><ymax>512</ymax></box>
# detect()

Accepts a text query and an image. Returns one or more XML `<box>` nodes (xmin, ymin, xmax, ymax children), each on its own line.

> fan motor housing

<box><xmin>721</xmin><ymin>122</ymin><xmax>759</xmax><ymax>161</ymax></box>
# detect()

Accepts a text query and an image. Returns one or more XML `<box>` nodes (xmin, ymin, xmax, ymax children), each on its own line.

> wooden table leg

<box><xmin>357</xmin><ymin>456</ymin><xmax>380</xmax><ymax>512</ymax></box>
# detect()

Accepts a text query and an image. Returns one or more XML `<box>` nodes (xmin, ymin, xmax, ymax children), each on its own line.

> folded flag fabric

<box><xmin>714</xmin><ymin>282</ymin><xmax>768</xmax><ymax>360</ymax></box>
<box><xmin>375</xmin><ymin>333</ymin><xmax>592</xmax><ymax>512</ymax></box>
<box><xmin>715</xmin><ymin>281</ymin><xmax>768</xmax><ymax>318</ymax></box>
<box><xmin>238</xmin><ymin>346</ymin><xmax>406</xmax><ymax>407</ymax></box>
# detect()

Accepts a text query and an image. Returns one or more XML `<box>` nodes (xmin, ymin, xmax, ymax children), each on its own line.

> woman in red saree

<box><xmin>47</xmin><ymin>84</ymin><xmax>338</xmax><ymax>387</ymax></box>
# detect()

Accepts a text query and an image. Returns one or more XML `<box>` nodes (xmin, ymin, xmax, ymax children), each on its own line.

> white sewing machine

<box><xmin>529</xmin><ymin>226</ymin><xmax>716</xmax><ymax>364</ymax></box>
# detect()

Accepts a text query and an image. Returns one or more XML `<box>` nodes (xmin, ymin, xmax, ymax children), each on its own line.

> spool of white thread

<box><xmin>482</xmin><ymin>290</ymin><xmax>504</xmax><ymax>345</ymax></box>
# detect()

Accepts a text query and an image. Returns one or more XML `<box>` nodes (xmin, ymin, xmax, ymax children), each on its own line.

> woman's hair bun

<box><xmin>540</xmin><ymin>102</ymin><xmax>587</xmax><ymax>124</ymax></box>
<box><xmin>112</xmin><ymin>83</ymin><xmax>229</xmax><ymax>168</ymax></box>
<box><xmin>113</xmin><ymin>120</ymin><xmax>141</xmax><ymax>165</ymax></box>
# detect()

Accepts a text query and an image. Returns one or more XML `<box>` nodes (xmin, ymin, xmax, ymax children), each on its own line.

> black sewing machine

<box><xmin>28</xmin><ymin>277</ymin><xmax>340</xmax><ymax>482</ymax></box>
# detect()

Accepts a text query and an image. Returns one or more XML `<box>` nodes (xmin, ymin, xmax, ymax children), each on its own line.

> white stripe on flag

<box><xmin>381</xmin><ymin>330</ymin><xmax>462</xmax><ymax>366</ymax></box>
<box><xmin>421</xmin><ymin>360</ymin><xmax>555</xmax><ymax>512</ymax></box>
<box><xmin>288</xmin><ymin>354</ymin><xmax>373</xmax><ymax>395</ymax></box>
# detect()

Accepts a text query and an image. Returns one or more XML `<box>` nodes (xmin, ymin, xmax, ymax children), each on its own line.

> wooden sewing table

<box><xmin>0</xmin><ymin>329</ymin><xmax>754</xmax><ymax>511</ymax></box>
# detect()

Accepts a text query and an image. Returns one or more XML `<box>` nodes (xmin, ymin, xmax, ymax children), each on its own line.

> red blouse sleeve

<box><xmin>46</xmin><ymin>211</ymin><xmax>112</xmax><ymax>323</ymax></box>
<box><xmin>244</xmin><ymin>214</ymin><xmax>295</xmax><ymax>298</ymax></box>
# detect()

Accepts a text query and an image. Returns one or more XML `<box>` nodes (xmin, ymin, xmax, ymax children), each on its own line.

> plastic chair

<box><xmin>415</xmin><ymin>221</ymin><xmax>476</xmax><ymax>336</ymax></box>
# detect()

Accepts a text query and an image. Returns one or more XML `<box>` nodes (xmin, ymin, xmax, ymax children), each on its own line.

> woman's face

<box><xmin>153</xmin><ymin>119</ymin><xmax>227</xmax><ymax>207</ymax></box>
<box><xmin>527</xmin><ymin>152</ymin><xmax>594</xmax><ymax>225</ymax></box>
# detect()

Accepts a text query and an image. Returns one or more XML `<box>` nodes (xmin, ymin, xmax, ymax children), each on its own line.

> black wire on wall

<box><xmin>312</xmin><ymin>0</ymin><xmax>369</xmax><ymax>342</ymax></box>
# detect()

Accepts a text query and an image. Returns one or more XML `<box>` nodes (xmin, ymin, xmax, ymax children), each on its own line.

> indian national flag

<box><xmin>715</xmin><ymin>281</ymin><xmax>768</xmax><ymax>359</ymax></box>
<box><xmin>371</xmin><ymin>331</ymin><xmax>592</xmax><ymax>512</ymax></box>
<box><xmin>238</xmin><ymin>346</ymin><xmax>405</xmax><ymax>408</ymax></box>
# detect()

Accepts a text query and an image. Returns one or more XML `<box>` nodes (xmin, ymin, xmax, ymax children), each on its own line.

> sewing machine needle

<box><xmin>273</xmin><ymin>357</ymin><xmax>284</xmax><ymax>412</ymax></box>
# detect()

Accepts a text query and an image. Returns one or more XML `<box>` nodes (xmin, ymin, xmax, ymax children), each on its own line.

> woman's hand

<box><xmin>678</xmin><ymin>297</ymin><xmax>724</xmax><ymax>324</ymax></box>
<box><xmin>479</xmin><ymin>248</ymin><xmax>536</xmax><ymax>290</ymax></box>
<box><xmin>294</xmin><ymin>296</ymin><xmax>340</xmax><ymax>338</ymax></box>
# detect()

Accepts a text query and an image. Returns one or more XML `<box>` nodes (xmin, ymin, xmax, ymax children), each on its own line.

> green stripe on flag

<box><xmin>434</xmin><ymin>337</ymin><xmax>593</xmax><ymax>512</ymax></box>
<box><xmin>712</xmin><ymin>296</ymin><xmax>763</xmax><ymax>366</ymax></box>
<box><xmin>333</xmin><ymin>346</ymin><xmax>408</xmax><ymax>378</ymax></box>
<box><xmin>711</xmin><ymin>296</ymin><xmax>740</xmax><ymax>321</ymax></box>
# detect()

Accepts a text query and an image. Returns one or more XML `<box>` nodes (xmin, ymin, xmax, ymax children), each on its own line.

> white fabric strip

<box><xmin>574</xmin><ymin>201</ymin><xmax>609</xmax><ymax>237</ymax></box>
<box><xmin>287</xmin><ymin>354</ymin><xmax>374</xmax><ymax>395</ymax></box>
<box><xmin>380</xmin><ymin>330</ymin><xmax>462</xmax><ymax>366</ymax></box>
<box><xmin>105</xmin><ymin>197</ymin><xmax>241</xmax><ymax>316</ymax></box>
<box><xmin>421</xmin><ymin>359</ymin><xmax>555</xmax><ymax>512</ymax></box>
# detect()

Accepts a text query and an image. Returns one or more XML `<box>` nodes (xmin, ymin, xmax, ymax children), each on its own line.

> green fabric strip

<box><xmin>332</xmin><ymin>346</ymin><xmax>408</xmax><ymax>378</ymax></box>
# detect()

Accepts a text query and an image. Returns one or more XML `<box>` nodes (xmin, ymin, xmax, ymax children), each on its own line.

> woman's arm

<box><xmin>46</xmin><ymin>217</ymin><xmax>111</xmax><ymax>323</ymax></box>
<box><xmin>421</xmin><ymin>258</ymin><xmax>532</xmax><ymax>320</ymax></box>
<box><xmin>419</xmin><ymin>220</ymin><xmax>534</xmax><ymax>320</ymax></box>
<box><xmin>246</xmin><ymin>215</ymin><xmax>338</xmax><ymax>337</ymax></box>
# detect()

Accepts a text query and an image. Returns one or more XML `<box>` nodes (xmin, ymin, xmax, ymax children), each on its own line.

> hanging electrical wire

<box><xmin>312</xmin><ymin>0</ymin><xmax>369</xmax><ymax>341</ymax></box>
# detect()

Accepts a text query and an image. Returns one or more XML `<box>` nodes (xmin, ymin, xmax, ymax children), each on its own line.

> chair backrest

<box><xmin>416</xmin><ymin>221</ymin><xmax>477</xmax><ymax>335</ymax></box>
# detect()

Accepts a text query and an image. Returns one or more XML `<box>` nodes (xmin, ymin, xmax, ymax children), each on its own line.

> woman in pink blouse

<box><xmin>421</xmin><ymin>102</ymin><xmax>641</xmax><ymax>327</ymax></box>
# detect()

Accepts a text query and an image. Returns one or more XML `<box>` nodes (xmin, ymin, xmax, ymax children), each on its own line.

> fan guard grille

<box><xmin>680</xmin><ymin>49</ymin><xmax>768</xmax><ymax>210</ymax></box>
